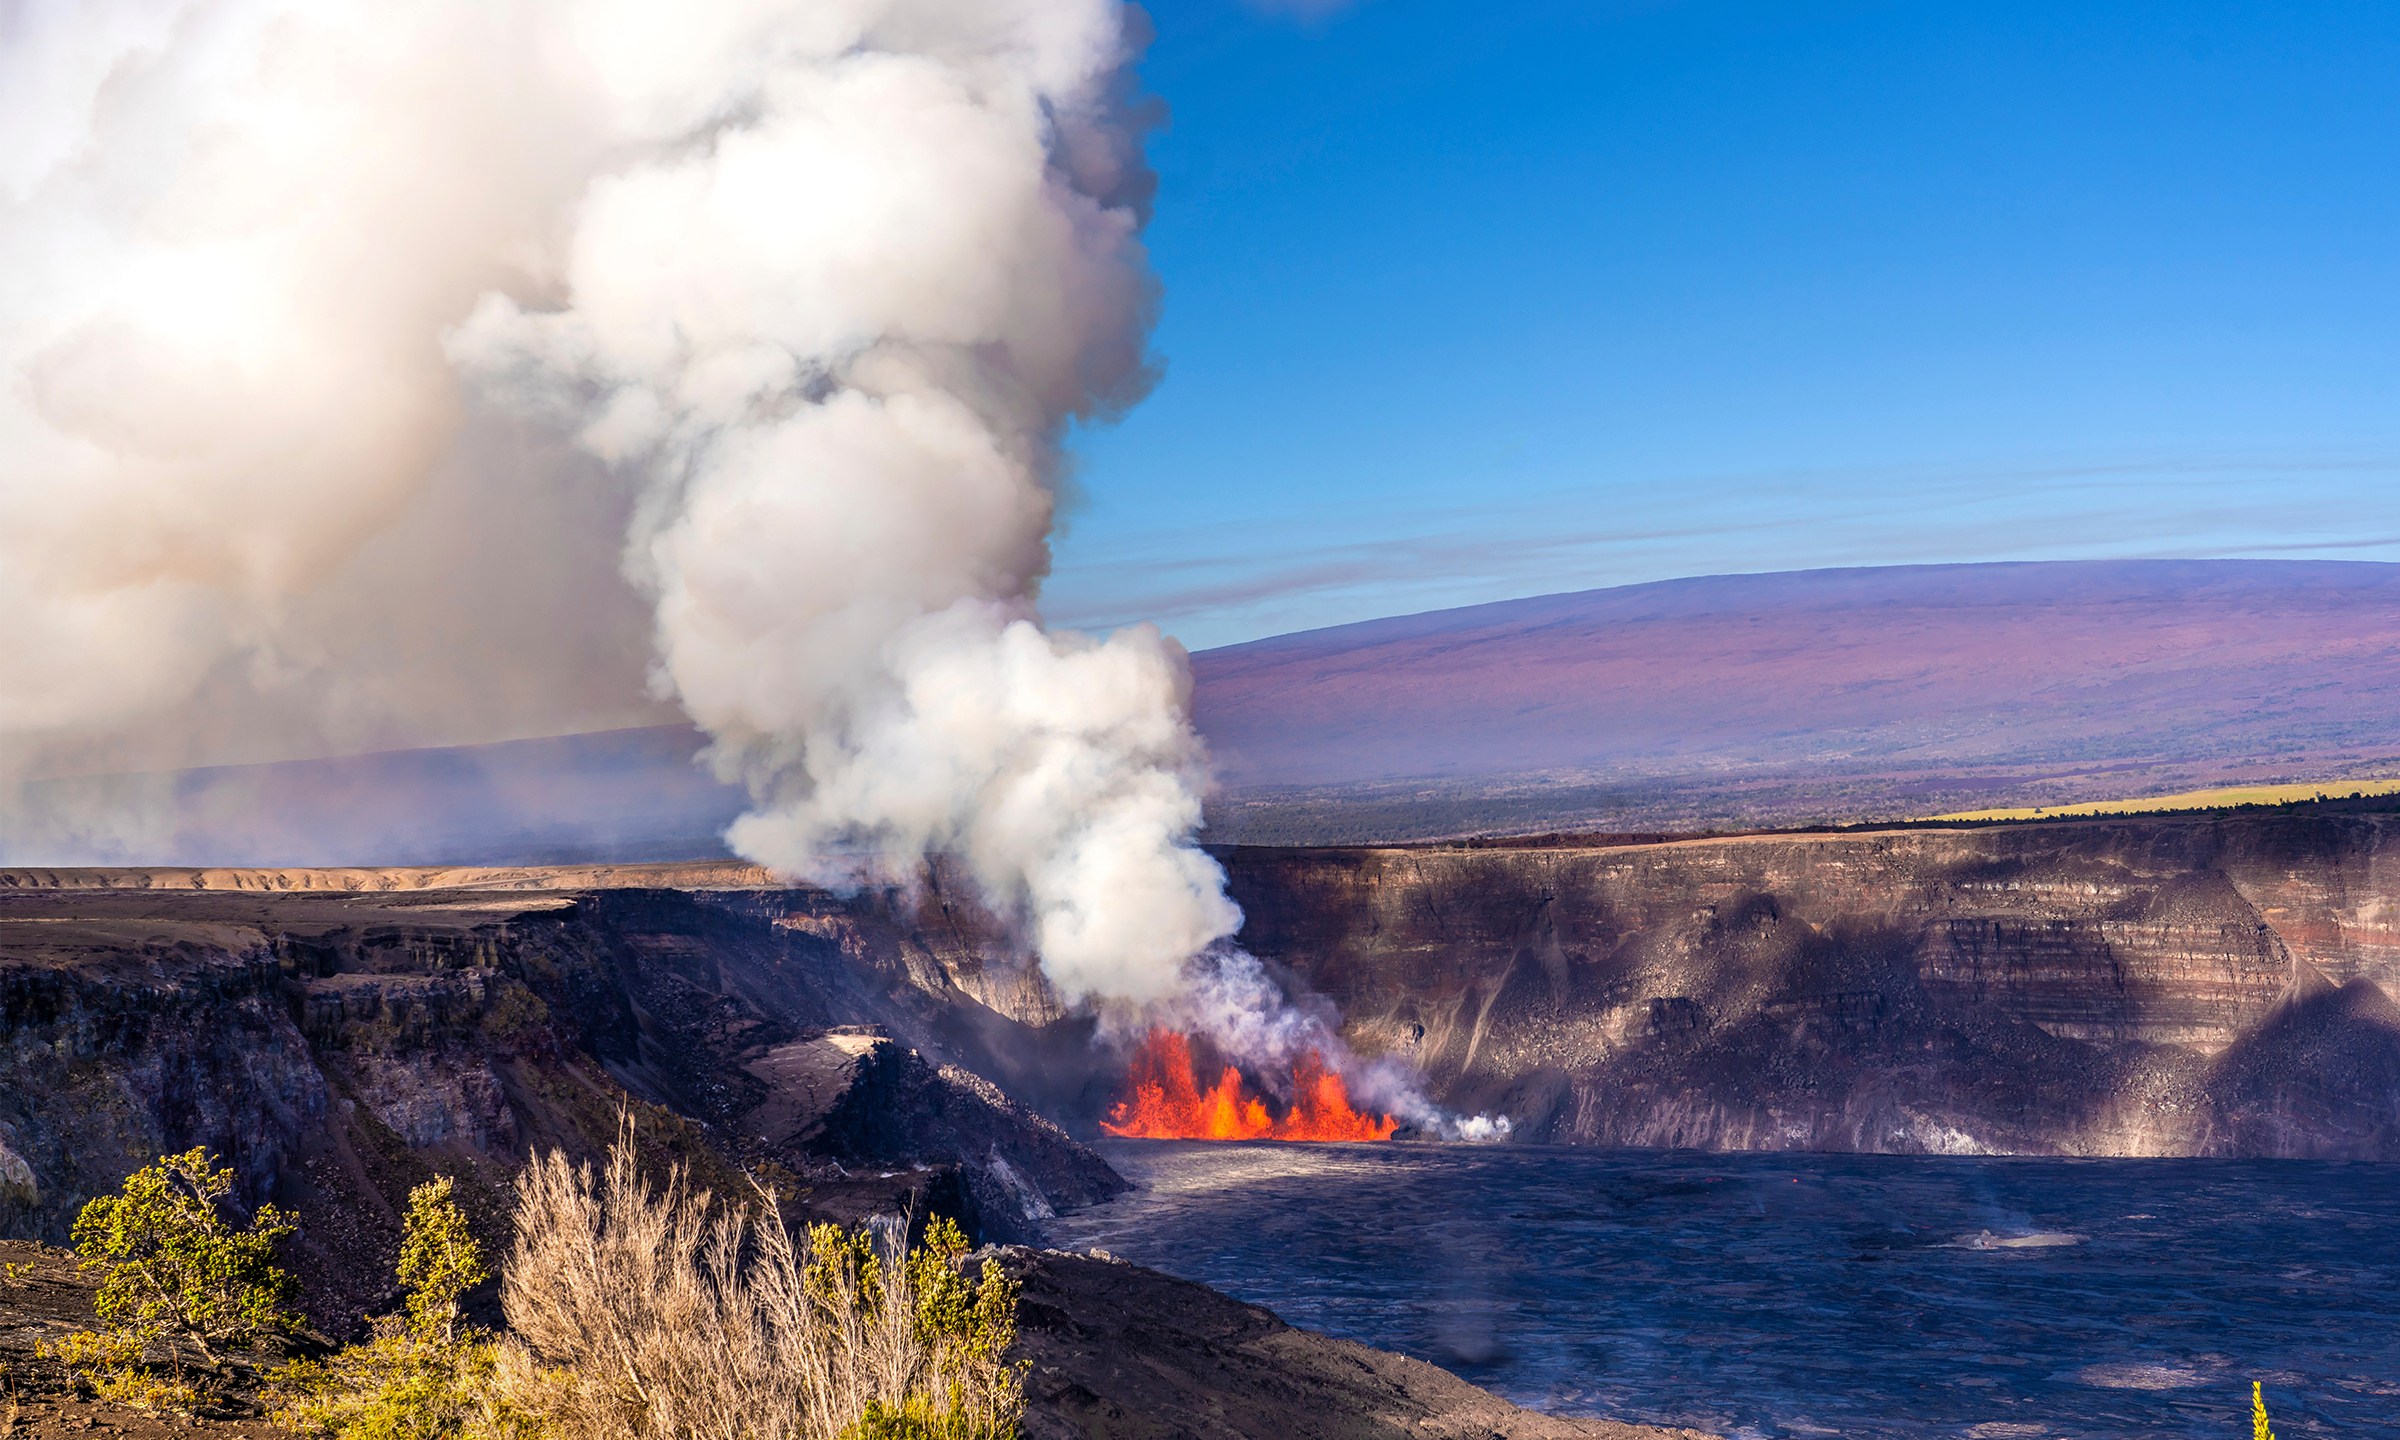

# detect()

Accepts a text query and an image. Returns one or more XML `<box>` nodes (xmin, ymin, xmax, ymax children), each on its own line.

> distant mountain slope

<box><xmin>11</xmin><ymin>559</ymin><xmax>2400</xmax><ymax>861</ymax></box>
<box><xmin>6</xmin><ymin>726</ymin><xmax>745</xmax><ymax>867</ymax></box>
<box><xmin>1190</xmin><ymin>559</ymin><xmax>2400</xmax><ymax>841</ymax></box>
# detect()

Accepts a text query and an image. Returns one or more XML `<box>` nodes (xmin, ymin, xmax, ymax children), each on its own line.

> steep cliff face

<box><xmin>0</xmin><ymin>878</ymin><xmax>1116</xmax><ymax>1325</ymax></box>
<box><xmin>0</xmin><ymin>943</ymin><xmax>324</xmax><ymax>1241</ymax></box>
<box><xmin>1220</xmin><ymin>805</ymin><xmax>2400</xmax><ymax>1157</ymax></box>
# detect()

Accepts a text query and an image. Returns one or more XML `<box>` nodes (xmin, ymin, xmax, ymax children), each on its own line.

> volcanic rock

<box><xmin>0</xmin><ymin>875</ymin><xmax>1121</xmax><ymax>1325</ymax></box>
<box><xmin>741</xmin><ymin>1028</ymin><xmax>1126</xmax><ymax>1238</ymax></box>
<box><xmin>1220</xmin><ymin>801</ymin><xmax>2400</xmax><ymax>1156</ymax></box>
<box><xmin>1004</xmin><ymin>1248</ymin><xmax>1708</xmax><ymax>1440</ymax></box>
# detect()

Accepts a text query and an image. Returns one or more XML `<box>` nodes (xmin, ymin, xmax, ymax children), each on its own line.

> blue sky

<box><xmin>1044</xmin><ymin>0</ymin><xmax>2400</xmax><ymax>650</ymax></box>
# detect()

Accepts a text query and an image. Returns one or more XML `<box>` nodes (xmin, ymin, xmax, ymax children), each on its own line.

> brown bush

<box><xmin>494</xmin><ymin>1139</ymin><xmax>1021</xmax><ymax>1440</ymax></box>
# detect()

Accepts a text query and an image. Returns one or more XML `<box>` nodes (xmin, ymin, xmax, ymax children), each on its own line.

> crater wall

<box><xmin>1220</xmin><ymin>806</ymin><xmax>2400</xmax><ymax>1157</ymax></box>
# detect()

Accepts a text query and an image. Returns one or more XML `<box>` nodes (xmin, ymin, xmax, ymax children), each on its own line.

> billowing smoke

<box><xmin>0</xmin><ymin>0</ymin><xmax>1230</xmax><ymax>1002</ymax></box>
<box><xmin>0</xmin><ymin>0</ymin><xmax>1476</xmax><ymax>1124</ymax></box>
<box><xmin>0</xmin><ymin>2</ymin><xmax>669</xmax><ymax>793</ymax></box>
<box><xmin>443</xmin><ymin>1</ymin><xmax>1247</xmax><ymax>1006</ymax></box>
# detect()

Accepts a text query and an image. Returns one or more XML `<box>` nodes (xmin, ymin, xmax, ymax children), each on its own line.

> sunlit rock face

<box><xmin>1219</xmin><ymin>804</ymin><xmax>2400</xmax><ymax>1158</ymax></box>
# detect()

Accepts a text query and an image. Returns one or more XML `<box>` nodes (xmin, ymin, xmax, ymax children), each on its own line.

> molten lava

<box><xmin>1101</xmin><ymin>1029</ymin><xmax>1398</xmax><ymax>1142</ymax></box>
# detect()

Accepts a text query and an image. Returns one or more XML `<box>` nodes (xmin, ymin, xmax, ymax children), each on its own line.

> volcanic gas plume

<box><xmin>1102</xmin><ymin>1030</ymin><xmax>1398</xmax><ymax>1143</ymax></box>
<box><xmin>0</xmin><ymin>0</ymin><xmax>1472</xmax><ymax>1125</ymax></box>
<box><xmin>0</xmin><ymin>0</ymin><xmax>1211</xmax><ymax>990</ymax></box>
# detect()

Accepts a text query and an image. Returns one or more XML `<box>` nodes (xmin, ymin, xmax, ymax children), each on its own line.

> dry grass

<box><xmin>495</xmin><ymin>1140</ymin><xmax>1019</xmax><ymax>1440</ymax></box>
<box><xmin>1931</xmin><ymin>776</ymin><xmax>2400</xmax><ymax>822</ymax></box>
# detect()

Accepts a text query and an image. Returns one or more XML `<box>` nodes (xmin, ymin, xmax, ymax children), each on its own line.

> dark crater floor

<box><xmin>1049</xmin><ymin>1142</ymin><xmax>2400</xmax><ymax>1440</ymax></box>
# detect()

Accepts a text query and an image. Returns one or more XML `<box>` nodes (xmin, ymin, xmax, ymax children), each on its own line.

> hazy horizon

<box><xmin>18</xmin><ymin>555</ymin><xmax>2400</xmax><ymax>864</ymax></box>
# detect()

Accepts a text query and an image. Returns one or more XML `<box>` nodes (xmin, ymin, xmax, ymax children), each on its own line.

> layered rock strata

<box><xmin>1221</xmin><ymin>803</ymin><xmax>2400</xmax><ymax>1156</ymax></box>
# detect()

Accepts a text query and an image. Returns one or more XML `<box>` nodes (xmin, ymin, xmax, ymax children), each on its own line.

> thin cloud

<box><xmin>1045</xmin><ymin>451</ymin><xmax>2400</xmax><ymax>648</ymax></box>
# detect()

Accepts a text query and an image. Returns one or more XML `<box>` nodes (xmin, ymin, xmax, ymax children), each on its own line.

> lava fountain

<box><xmin>1101</xmin><ymin>1029</ymin><xmax>1398</xmax><ymax>1142</ymax></box>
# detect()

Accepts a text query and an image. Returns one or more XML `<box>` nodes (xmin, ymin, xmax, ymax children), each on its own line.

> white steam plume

<box><xmin>0</xmin><ymin>0</ymin><xmax>1242</xmax><ymax>1011</ymax></box>
<box><xmin>446</xmin><ymin>1</ymin><xmax>1245</xmax><ymax>1007</ymax></box>
<box><xmin>0</xmin><ymin>0</ymin><xmax>1499</xmax><ymax>1137</ymax></box>
<box><xmin>0</xmin><ymin>2</ymin><xmax>667</xmax><ymax>793</ymax></box>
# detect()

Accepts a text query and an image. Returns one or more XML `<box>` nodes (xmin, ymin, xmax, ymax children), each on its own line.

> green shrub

<box><xmin>397</xmin><ymin>1176</ymin><xmax>490</xmax><ymax>1345</ymax></box>
<box><xmin>802</xmin><ymin>1215</ymin><xmax>1023</xmax><ymax>1440</ymax></box>
<box><xmin>270</xmin><ymin>1332</ymin><xmax>515</xmax><ymax>1440</ymax></box>
<box><xmin>837</xmin><ymin>1395</ymin><xmax>995</xmax><ymax>1440</ymax></box>
<box><xmin>44</xmin><ymin>1148</ymin><xmax>299</xmax><ymax>1411</ymax></box>
<box><xmin>268</xmin><ymin>1176</ymin><xmax>536</xmax><ymax>1440</ymax></box>
<box><xmin>50</xmin><ymin>1144</ymin><xmax>1025</xmax><ymax>1439</ymax></box>
<box><xmin>902</xmin><ymin>1217</ymin><xmax>1023</xmax><ymax>1436</ymax></box>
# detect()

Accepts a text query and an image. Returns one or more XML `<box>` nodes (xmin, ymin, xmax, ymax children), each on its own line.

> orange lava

<box><xmin>1101</xmin><ymin>1029</ymin><xmax>1398</xmax><ymax>1142</ymax></box>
